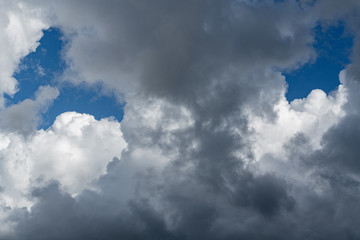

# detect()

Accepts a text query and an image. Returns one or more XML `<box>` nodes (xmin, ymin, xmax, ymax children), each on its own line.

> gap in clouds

<box><xmin>6</xmin><ymin>27</ymin><xmax>124</xmax><ymax>130</ymax></box>
<box><xmin>285</xmin><ymin>22</ymin><xmax>353</xmax><ymax>101</ymax></box>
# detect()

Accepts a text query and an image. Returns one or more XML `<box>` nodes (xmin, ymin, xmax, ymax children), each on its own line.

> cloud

<box><xmin>250</xmin><ymin>86</ymin><xmax>346</xmax><ymax>170</ymax></box>
<box><xmin>0</xmin><ymin>86</ymin><xmax>59</xmax><ymax>136</ymax></box>
<box><xmin>1</xmin><ymin>0</ymin><xmax>360</xmax><ymax>239</ymax></box>
<box><xmin>0</xmin><ymin>0</ymin><xmax>47</xmax><ymax>106</ymax></box>
<box><xmin>0</xmin><ymin>112</ymin><xmax>127</xmax><ymax>235</ymax></box>
<box><xmin>26</xmin><ymin>0</ymin><xmax>316</xmax><ymax>102</ymax></box>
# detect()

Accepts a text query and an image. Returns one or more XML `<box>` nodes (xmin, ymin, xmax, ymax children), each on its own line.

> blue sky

<box><xmin>7</xmin><ymin>28</ymin><xmax>124</xmax><ymax>129</ymax></box>
<box><xmin>284</xmin><ymin>22</ymin><xmax>353</xmax><ymax>101</ymax></box>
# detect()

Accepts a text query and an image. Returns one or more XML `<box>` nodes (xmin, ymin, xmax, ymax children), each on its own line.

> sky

<box><xmin>1</xmin><ymin>0</ymin><xmax>360</xmax><ymax>239</ymax></box>
<box><xmin>8</xmin><ymin>28</ymin><xmax>124</xmax><ymax>129</ymax></box>
<box><xmin>285</xmin><ymin>22</ymin><xmax>353</xmax><ymax>100</ymax></box>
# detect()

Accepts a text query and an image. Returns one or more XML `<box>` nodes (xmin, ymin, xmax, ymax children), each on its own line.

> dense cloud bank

<box><xmin>0</xmin><ymin>0</ymin><xmax>360</xmax><ymax>239</ymax></box>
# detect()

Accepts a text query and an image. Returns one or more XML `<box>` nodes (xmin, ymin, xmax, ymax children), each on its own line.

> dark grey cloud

<box><xmin>10</xmin><ymin>158</ymin><xmax>295</xmax><ymax>240</ymax></box>
<box><xmin>10</xmin><ymin>154</ymin><xmax>360</xmax><ymax>240</ymax></box>
<box><xmin>12</xmin><ymin>181</ymin><xmax>178</xmax><ymax>240</ymax></box>
<box><xmin>311</xmin><ymin>115</ymin><xmax>360</xmax><ymax>174</ymax></box>
<box><xmin>27</xmin><ymin>0</ymin><xmax>315</xmax><ymax>103</ymax></box>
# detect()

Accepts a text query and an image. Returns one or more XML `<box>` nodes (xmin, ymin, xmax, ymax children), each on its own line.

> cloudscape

<box><xmin>0</xmin><ymin>0</ymin><xmax>360</xmax><ymax>239</ymax></box>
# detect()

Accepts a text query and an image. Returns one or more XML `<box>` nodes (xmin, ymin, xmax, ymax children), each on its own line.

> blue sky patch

<box><xmin>7</xmin><ymin>28</ymin><xmax>124</xmax><ymax>129</ymax></box>
<box><xmin>284</xmin><ymin>22</ymin><xmax>354</xmax><ymax>101</ymax></box>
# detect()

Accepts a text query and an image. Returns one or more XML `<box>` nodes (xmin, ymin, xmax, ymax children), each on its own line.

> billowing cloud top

<box><xmin>0</xmin><ymin>0</ymin><xmax>360</xmax><ymax>239</ymax></box>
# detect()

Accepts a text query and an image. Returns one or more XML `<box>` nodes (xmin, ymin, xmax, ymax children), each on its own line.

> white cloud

<box><xmin>0</xmin><ymin>112</ymin><xmax>127</xmax><ymax>234</ymax></box>
<box><xmin>30</xmin><ymin>112</ymin><xmax>127</xmax><ymax>193</ymax></box>
<box><xmin>250</xmin><ymin>85</ymin><xmax>347</xmax><ymax>167</ymax></box>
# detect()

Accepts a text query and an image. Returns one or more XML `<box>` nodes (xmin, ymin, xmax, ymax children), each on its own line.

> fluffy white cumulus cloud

<box><xmin>30</xmin><ymin>112</ymin><xmax>127</xmax><ymax>194</ymax></box>
<box><xmin>0</xmin><ymin>112</ymin><xmax>127</xmax><ymax>234</ymax></box>
<box><xmin>251</xmin><ymin>85</ymin><xmax>347</xmax><ymax>164</ymax></box>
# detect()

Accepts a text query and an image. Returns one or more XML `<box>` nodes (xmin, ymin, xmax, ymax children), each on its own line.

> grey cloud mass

<box><xmin>1</xmin><ymin>0</ymin><xmax>360</xmax><ymax>239</ymax></box>
<box><xmin>0</xmin><ymin>86</ymin><xmax>59</xmax><ymax>136</ymax></box>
